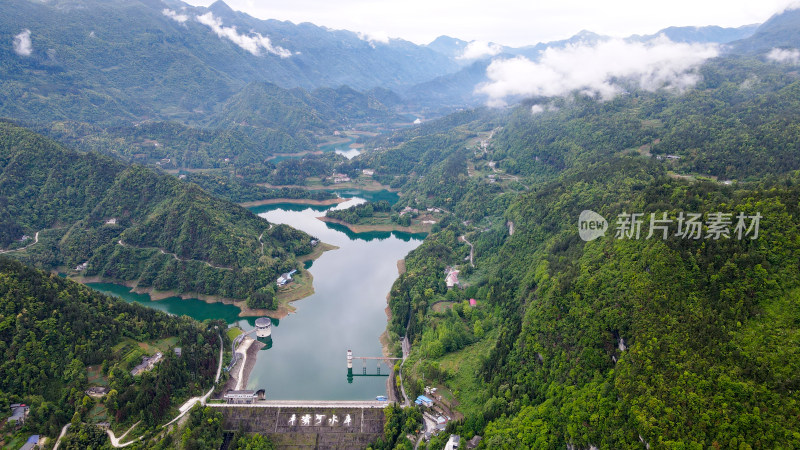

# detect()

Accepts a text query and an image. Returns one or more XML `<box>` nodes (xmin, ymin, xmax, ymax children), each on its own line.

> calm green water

<box><xmin>245</xmin><ymin>197</ymin><xmax>423</xmax><ymax>399</ymax></box>
<box><xmin>86</xmin><ymin>191</ymin><xmax>423</xmax><ymax>401</ymax></box>
<box><xmin>87</xmin><ymin>283</ymin><xmax>244</xmax><ymax>323</ymax></box>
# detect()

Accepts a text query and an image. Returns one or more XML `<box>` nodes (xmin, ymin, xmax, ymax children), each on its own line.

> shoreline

<box><xmin>256</xmin><ymin>181</ymin><xmax>398</xmax><ymax>192</ymax></box>
<box><xmin>380</xmin><ymin>259</ymin><xmax>408</xmax><ymax>359</ymax></box>
<box><xmin>69</xmin><ymin>274</ymin><xmax>296</xmax><ymax>319</ymax></box>
<box><xmin>241</xmin><ymin>338</ymin><xmax>264</xmax><ymax>390</ymax></box>
<box><xmin>219</xmin><ymin>335</ymin><xmax>265</xmax><ymax>395</ymax></box>
<box><xmin>238</xmin><ymin>197</ymin><xmax>347</xmax><ymax>208</ymax></box>
<box><xmin>317</xmin><ymin>216</ymin><xmax>431</xmax><ymax>234</ymax></box>
<box><xmin>67</xmin><ymin>242</ymin><xmax>338</xmax><ymax>320</ymax></box>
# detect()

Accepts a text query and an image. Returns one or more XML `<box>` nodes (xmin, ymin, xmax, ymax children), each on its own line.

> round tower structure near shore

<box><xmin>255</xmin><ymin>317</ymin><xmax>272</xmax><ymax>338</ymax></box>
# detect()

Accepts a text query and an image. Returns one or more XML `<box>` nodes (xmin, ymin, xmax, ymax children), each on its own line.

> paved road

<box><xmin>207</xmin><ymin>400</ymin><xmax>390</xmax><ymax>408</ymax></box>
<box><xmin>52</xmin><ymin>422</ymin><xmax>70</xmax><ymax>450</ymax></box>
<box><xmin>118</xmin><ymin>239</ymin><xmax>232</xmax><ymax>271</ymax></box>
<box><xmin>106</xmin><ymin>421</ymin><xmax>142</xmax><ymax>448</ymax></box>
<box><xmin>459</xmin><ymin>235</ymin><xmax>475</xmax><ymax>268</ymax></box>
<box><xmin>0</xmin><ymin>231</ymin><xmax>39</xmax><ymax>254</ymax></box>
<box><xmin>163</xmin><ymin>330</ymin><xmax>225</xmax><ymax>427</ymax></box>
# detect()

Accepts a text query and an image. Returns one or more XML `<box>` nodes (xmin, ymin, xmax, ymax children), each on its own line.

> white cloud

<box><xmin>12</xmin><ymin>29</ymin><xmax>32</xmax><ymax>56</ymax></box>
<box><xmin>530</xmin><ymin>103</ymin><xmax>557</xmax><ymax>115</ymax></box>
<box><xmin>766</xmin><ymin>47</ymin><xmax>800</xmax><ymax>64</ymax></box>
<box><xmin>477</xmin><ymin>36</ymin><xmax>718</xmax><ymax>106</ymax></box>
<box><xmin>357</xmin><ymin>31</ymin><xmax>390</xmax><ymax>46</ymax></box>
<box><xmin>163</xmin><ymin>8</ymin><xmax>189</xmax><ymax>23</ymax></box>
<box><xmin>458</xmin><ymin>40</ymin><xmax>503</xmax><ymax>60</ymax></box>
<box><xmin>196</xmin><ymin>12</ymin><xmax>292</xmax><ymax>57</ymax></box>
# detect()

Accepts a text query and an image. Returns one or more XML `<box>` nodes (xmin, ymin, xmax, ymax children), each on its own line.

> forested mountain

<box><xmin>731</xmin><ymin>7</ymin><xmax>800</xmax><ymax>52</ymax></box>
<box><xmin>0</xmin><ymin>121</ymin><xmax>312</xmax><ymax>301</ymax></box>
<box><xmin>0</xmin><ymin>0</ymin><xmax>455</xmax><ymax>124</ymax></box>
<box><xmin>410</xmin><ymin>22</ymin><xmax>765</xmax><ymax>109</ymax></box>
<box><xmin>628</xmin><ymin>23</ymin><xmax>758</xmax><ymax>44</ymax></box>
<box><xmin>3</xmin><ymin>0</ymin><xmax>800</xmax><ymax>447</ymax></box>
<box><xmin>210</xmin><ymin>82</ymin><xmax>404</xmax><ymax>152</ymax></box>
<box><xmin>368</xmin><ymin>23</ymin><xmax>800</xmax><ymax>445</ymax></box>
<box><xmin>28</xmin><ymin>81</ymin><xmax>404</xmax><ymax>171</ymax></box>
<box><xmin>0</xmin><ymin>256</ymin><xmax>225</xmax><ymax>437</ymax></box>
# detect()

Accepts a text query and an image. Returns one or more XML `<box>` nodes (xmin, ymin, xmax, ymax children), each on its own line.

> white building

<box><xmin>224</xmin><ymin>390</ymin><xmax>257</xmax><ymax>404</ymax></box>
<box><xmin>255</xmin><ymin>317</ymin><xmax>272</xmax><ymax>338</ymax></box>
<box><xmin>277</xmin><ymin>269</ymin><xmax>297</xmax><ymax>287</ymax></box>
<box><xmin>445</xmin><ymin>269</ymin><xmax>460</xmax><ymax>288</ymax></box>
<box><xmin>445</xmin><ymin>435</ymin><xmax>461</xmax><ymax>450</ymax></box>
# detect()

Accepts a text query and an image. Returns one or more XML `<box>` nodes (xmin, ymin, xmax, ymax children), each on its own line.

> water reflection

<box><xmin>85</xmin><ymin>191</ymin><xmax>424</xmax><ymax>401</ymax></box>
<box><xmin>86</xmin><ymin>282</ymin><xmax>243</xmax><ymax>324</ymax></box>
<box><xmin>246</xmin><ymin>194</ymin><xmax>423</xmax><ymax>400</ymax></box>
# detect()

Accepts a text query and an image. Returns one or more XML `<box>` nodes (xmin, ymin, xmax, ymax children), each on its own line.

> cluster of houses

<box><xmin>331</xmin><ymin>173</ymin><xmax>351</xmax><ymax>184</ymax></box>
<box><xmin>130</xmin><ymin>352</ymin><xmax>163</xmax><ymax>376</ymax></box>
<box><xmin>5</xmin><ymin>404</ymin><xmax>44</xmax><ymax>448</ymax></box>
<box><xmin>277</xmin><ymin>269</ymin><xmax>297</xmax><ymax>287</ymax></box>
<box><xmin>400</xmin><ymin>206</ymin><xmax>419</xmax><ymax>216</ymax></box>
<box><xmin>6</xmin><ymin>403</ymin><xmax>28</xmax><ymax>426</ymax></box>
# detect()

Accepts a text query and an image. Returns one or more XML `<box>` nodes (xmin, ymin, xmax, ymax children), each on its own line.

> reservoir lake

<box><xmin>89</xmin><ymin>191</ymin><xmax>424</xmax><ymax>400</ymax></box>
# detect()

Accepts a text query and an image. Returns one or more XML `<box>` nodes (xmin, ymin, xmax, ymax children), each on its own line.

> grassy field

<box><xmin>275</xmin><ymin>269</ymin><xmax>315</xmax><ymax>308</ymax></box>
<box><xmin>227</xmin><ymin>327</ymin><xmax>243</xmax><ymax>341</ymax></box>
<box><xmin>87</xmin><ymin>403</ymin><xmax>108</xmax><ymax>424</ymax></box>
<box><xmin>299</xmin><ymin>242</ymin><xmax>338</xmax><ymax>264</ymax></box>
<box><xmin>110</xmin><ymin>336</ymin><xmax>179</xmax><ymax>371</ymax></box>
<box><xmin>318</xmin><ymin>216</ymin><xmax>433</xmax><ymax>234</ymax></box>
<box><xmin>432</xmin><ymin>328</ymin><xmax>499</xmax><ymax>418</ymax></box>
<box><xmin>258</xmin><ymin>177</ymin><xmax>397</xmax><ymax>192</ymax></box>
<box><xmin>87</xmin><ymin>365</ymin><xmax>109</xmax><ymax>387</ymax></box>
<box><xmin>431</xmin><ymin>301</ymin><xmax>456</xmax><ymax>313</ymax></box>
<box><xmin>1</xmin><ymin>434</ymin><xmax>28</xmax><ymax>449</ymax></box>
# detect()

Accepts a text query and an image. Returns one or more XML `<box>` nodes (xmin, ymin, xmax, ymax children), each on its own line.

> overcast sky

<box><xmin>184</xmin><ymin>0</ymin><xmax>796</xmax><ymax>46</ymax></box>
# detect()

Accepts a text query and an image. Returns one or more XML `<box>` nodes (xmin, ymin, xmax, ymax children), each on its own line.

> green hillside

<box><xmin>0</xmin><ymin>256</ymin><xmax>225</xmax><ymax>437</ymax></box>
<box><xmin>371</xmin><ymin>50</ymin><xmax>800</xmax><ymax>448</ymax></box>
<box><xmin>0</xmin><ymin>121</ymin><xmax>312</xmax><ymax>302</ymax></box>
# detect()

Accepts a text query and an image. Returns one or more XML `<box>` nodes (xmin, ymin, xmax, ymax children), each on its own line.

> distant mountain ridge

<box><xmin>411</xmin><ymin>18</ymin><xmax>791</xmax><ymax>109</ymax></box>
<box><xmin>1</xmin><ymin>0</ymin><xmax>797</xmax><ymax>126</ymax></box>
<box><xmin>0</xmin><ymin>0</ymin><xmax>454</xmax><ymax>124</ymax></box>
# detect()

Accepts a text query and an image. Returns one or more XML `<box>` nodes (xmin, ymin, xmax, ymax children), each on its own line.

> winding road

<box><xmin>163</xmin><ymin>329</ymin><xmax>225</xmax><ymax>428</ymax></box>
<box><xmin>117</xmin><ymin>239</ymin><xmax>233</xmax><ymax>271</ymax></box>
<box><xmin>106</xmin><ymin>421</ymin><xmax>142</xmax><ymax>448</ymax></box>
<box><xmin>459</xmin><ymin>235</ymin><xmax>475</xmax><ymax>268</ymax></box>
<box><xmin>52</xmin><ymin>423</ymin><xmax>70</xmax><ymax>450</ymax></box>
<box><xmin>0</xmin><ymin>231</ymin><xmax>39</xmax><ymax>254</ymax></box>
